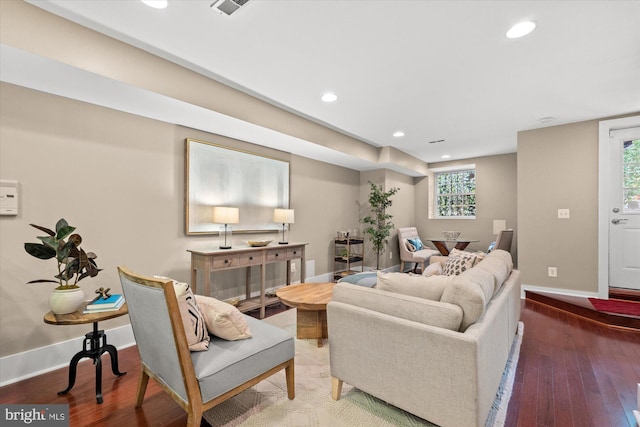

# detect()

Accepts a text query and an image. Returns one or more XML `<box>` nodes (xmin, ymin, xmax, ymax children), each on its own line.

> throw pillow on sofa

<box><xmin>195</xmin><ymin>295</ymin><xmax>252</xmax><ymax>341</ymax></box>
<box><xmin>442</xmin><ymin>249</ymin><xmax>485</xmax><ymax>276</ymax></box>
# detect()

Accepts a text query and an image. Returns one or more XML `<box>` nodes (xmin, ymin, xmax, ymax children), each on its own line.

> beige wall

<box><xmin>518</xmin><ymin>121</ymin><xmax>600</xmax><ymax>292</ymax></box>
<box><xmin>358</xmin><ymin>169</ymin><xmax>417</xmax><ymax>270</ymax></box>
<box><xmin>416</xmin><ymin>154</ymin><xmax>518</xmax><ymax>264</ymax></box>
<box><xmin>0</xmin><ymin>83</ymin><xmax>361</xmax><ymax>357</ymax></box>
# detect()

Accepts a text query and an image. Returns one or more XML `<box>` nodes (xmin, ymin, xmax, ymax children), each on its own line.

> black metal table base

<box><xmin>57</xmin><ymin>321</ymin><xmax>126</xmax><ymax>404</ymax></box>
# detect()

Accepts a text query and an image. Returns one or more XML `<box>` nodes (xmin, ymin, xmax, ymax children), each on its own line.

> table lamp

<box><xmin>213</xmin><ymin>207</ymin><xmax>239</xmax><ymax>249</ymax></box>
<box><xmin>273</xmin><ymin>208</ymin><xmax>294</xmax><ymax>245</ymax></box>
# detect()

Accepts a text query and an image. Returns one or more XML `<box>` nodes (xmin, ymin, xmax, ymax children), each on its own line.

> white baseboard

<box><xmin>0</xmin><ymin>324</ymin><xmax>135</xmax><ymax>387</ymax></box>
<box><xmin>521</xmin><ymin>284</ymin><xmax>600</xmax><ymax>300</ymax></box>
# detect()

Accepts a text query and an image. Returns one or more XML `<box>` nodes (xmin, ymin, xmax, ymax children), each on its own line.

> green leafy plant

<box><xmin>24</xmin><ymin>218</ymin><xmax>101</xmax><ymax>290</ymax></box>
<box><xmin>361</xmin><ymin>182</ymin><xmax>399</xmax><ymax>270</ymax></box>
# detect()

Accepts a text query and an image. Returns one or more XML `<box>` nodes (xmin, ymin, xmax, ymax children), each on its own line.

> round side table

<box><xmin>44</xmin><ymin>302</ymin><xmax>128</xmax><ymax>404</ymax></box>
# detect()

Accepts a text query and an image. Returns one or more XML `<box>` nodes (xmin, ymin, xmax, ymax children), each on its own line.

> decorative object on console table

<box><xmin>24</xmin><ymin>218</ymin><xmax>102</xmax><ymax>314</ymax></box>
<box><xmin>361</xmin><ymin>182</ymin><xmax>399</xmax><ymax>270</ymax></box>
<box><xmin>213</xmin><ymin>206</ymin><xmax>239</xmax><ymax>249</ymax></box>
<box><xmin>273</xmin><ymin>208</ymin><xmax>294</xmax><ymax>244</ymax></box>
<box><xmin>333</xmin><ymin>237</ymin><xmax>364</xmax><ymax>281</ymax></box>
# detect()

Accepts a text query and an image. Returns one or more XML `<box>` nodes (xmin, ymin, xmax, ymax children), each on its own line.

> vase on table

<box><xmin>49</xmin><ymin>288</ymin><xmax>85</xmax><ymax>314</ymax></box>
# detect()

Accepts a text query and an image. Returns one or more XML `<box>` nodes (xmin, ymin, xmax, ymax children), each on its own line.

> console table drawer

<box><xmin>287</xmin><ymin>248</ymin><xmax>303</xmax><ymax>259</ymax></box>
<box><xmin>211</xmin><ymin>254</ymin><xmax>239</xmax><ymax>270</ymax></box>
<box><xmin>239</xmin><ymin>252</ymin><xmax>262</xmax><ymax>267</ymax></box>
<box><xmin>266</xmin><ymin>249</ymin><xmax>287</xmax><ymax>262</ymax></box>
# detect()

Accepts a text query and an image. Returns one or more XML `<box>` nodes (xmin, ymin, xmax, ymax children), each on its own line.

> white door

<box><xmin>609</xmin><ymin>127</ymin><xmax>640</xmax><ymax>290</ymax></box>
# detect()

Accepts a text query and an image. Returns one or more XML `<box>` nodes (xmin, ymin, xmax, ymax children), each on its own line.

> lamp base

<box><xmin>219</xmin><ymin>245</ymin><xmax>232</xmax><ymax>249</ymax></box>
<box><xmin>278</xmin><ymin>241</ymin><xmax>288</xmax><ymax>245</ymax></box>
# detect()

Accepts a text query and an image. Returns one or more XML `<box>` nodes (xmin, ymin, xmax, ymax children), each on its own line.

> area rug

<box><xmin>203</xmin><ymin>309</ymin><xmax>524</xmax><ymax>427</ymax></box>
<box><xmin>588</xmin><ymin>298</ymin><xmax>640</xmax><ymax>317</ymax></box>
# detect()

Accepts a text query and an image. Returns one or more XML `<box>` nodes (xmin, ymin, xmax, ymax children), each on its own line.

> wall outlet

<box><xmin>548</xmin><ymin>267</ymin><xmax>558</xmax><ymax>277</ymax></box>
<box><xmin>290</xmin><ymin>263</ymin><xmax>296</xmax><ymax>273</ymax></box>
<box><xmin>558</xmin><ymin>209</ymin><xmax>570</xmax><ymax>219</ymax></box>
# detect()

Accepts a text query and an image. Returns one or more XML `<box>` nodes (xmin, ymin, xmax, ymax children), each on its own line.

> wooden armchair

<box><xmin>118</xmin><ymin>266</ymin><xmax>295</xmax><ymax>426</ymax></box>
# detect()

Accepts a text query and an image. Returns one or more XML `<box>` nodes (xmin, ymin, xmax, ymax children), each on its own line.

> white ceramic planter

<box><xmin>48</xmin><ymin>288</ymin><xmax>86</xmax><ymax>314</ymax></box>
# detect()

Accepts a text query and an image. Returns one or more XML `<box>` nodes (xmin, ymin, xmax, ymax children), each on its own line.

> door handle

<box><xmin>611</xmin><ymin>218</ymin><xmax>628</xmax><ymax>224</ymax></box>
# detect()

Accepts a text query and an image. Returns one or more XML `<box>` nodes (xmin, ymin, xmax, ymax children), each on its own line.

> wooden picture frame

<box><xmin>185</xmin><ymin>138</ymin><xmax>290</xmax><ymax>235</ymax></box>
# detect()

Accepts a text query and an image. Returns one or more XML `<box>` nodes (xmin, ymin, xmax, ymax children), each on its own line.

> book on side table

<box><xmin>83</xmin><ymin>294</ymin><xmax>125</xmax><ymax>314</ymax></box>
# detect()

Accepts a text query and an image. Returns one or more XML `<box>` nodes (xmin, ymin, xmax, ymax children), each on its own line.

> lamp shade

<box><xmin>273</xmin><ymin>208</ymin><xmax>294</xmax><ymax>224</ymax></box>
<box><xmin>213</xmin><ymin>207</ymin><xmax>239</xmax><ymax>224</ymax></box>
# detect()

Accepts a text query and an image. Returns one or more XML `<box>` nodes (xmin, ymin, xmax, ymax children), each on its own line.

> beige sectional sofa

<box><xmin>327</xmin><ymin>249</ymin><xmax>521</xmax><ymax>427</ymax></box>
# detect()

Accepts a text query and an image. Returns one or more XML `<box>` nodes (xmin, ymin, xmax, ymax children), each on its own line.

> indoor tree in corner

<box><xmin>362</xmin><ymin>182</ymin><xmax>399</xmax><ymax>270</ymax></box>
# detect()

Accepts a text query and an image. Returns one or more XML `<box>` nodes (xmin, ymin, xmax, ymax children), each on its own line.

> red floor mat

<box><xmin>588</xmin><ymin>298</ymin><xmax>640</xmax><ymax>317</ymax></box>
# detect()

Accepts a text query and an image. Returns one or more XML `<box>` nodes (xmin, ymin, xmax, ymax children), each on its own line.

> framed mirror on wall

<box><xmin>185</xmin><ymin>138</ymin><xmax>290</xmax><ymax>235</ymax></box>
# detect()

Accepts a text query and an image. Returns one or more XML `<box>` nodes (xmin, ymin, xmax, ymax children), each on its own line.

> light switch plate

<box><xmin>0</xmin><ymin>180</ymin><xmax>18</xmax><ymax>215</ymax></box>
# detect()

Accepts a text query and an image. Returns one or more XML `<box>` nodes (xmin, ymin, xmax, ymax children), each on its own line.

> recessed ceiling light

<box><xmin>393</xmin><ymin>131</ymin><xmax>405</xmax><ymax>138</ymax></box>
<box><xmin>321</xmin><ymin>93</ymin><xmax>338</xmax><ymax>103</ymax></box>
<box><xmin>538</xmin><ymin>116</ymin><xmax>555</xmax><ymax>124</ymax></box>
<box><xmin>441</xmin><ymin>154</ymin><xmax>451</xmax><ymax>159</ymax></box>
<box><xmin>141</xmin><ymin>0</ymin><xmax>168</xmax><ymax>9</ymax></box>
<box><xmin>506</xmin><ymin>21</ymin><xmax>536</xmax><ymax>39</ymax></box>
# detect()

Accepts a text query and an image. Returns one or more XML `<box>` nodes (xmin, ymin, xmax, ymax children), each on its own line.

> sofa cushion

<box><xmin>474</xmin><ymin>251</ymin><xmax>512</xmax><ymax>296</ymax></box>
<box><xmin>191</xmin><ymin>315</ymin><xmax>294</xmax><ymax>402</ymax></box>
<box><xmin>376</xmin><ymin>271</ymin><xmax>453</xmax><ymax>301</ymax></box>
<box><xmin>195</xmin><ymin>295</ymin><xmax>252</xmax><ymax>341</ymax></box>
<box><xmin>332</xmin><ymin>282</ymin><xmax>463</xmax><ymax>331</ymax></box>
<box><xmin>440</xmin><ymin>267</ymin><xmax>495</xmax><ymax>331</ymax></box>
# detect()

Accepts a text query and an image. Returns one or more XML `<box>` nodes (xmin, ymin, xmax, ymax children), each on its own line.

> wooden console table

<box><xmin>44</xmin><ymin>302</ymin><xmax>128</xmax><ymax>404</ymax></box>
<box><xmin>188</xmin><ymin>242</ymin><xmax>308</xmax><ymax>318</ymax></box>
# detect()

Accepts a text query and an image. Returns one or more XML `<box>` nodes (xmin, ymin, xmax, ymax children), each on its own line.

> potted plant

<box><xmin>361</xmin><ymin>182</ymin><xmax>399</xmax><ymax>270</ymax></box>
<box><xmin>24</xmin><ymin>218</ymin><xmax>101</xmax><ymax>314</ymax></box>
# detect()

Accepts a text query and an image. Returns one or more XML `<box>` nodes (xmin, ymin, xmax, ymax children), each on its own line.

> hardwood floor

<box><xmin>507</xmin><ymin>299</ymin><xmax>640</xmax><ymax>427</ymax></box>
<box><xmin>1</xmin><ymin>300</ymin><xmax>639</xmax><ymax>427</ymax></box>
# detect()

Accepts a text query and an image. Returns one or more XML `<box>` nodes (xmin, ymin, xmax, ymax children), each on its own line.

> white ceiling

<box><xmin>15</xmin><ymin>0</ymin><xmax>640</xmax><ymax>166</ymax></box>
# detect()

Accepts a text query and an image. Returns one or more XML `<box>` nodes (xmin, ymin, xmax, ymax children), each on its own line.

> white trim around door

<box><xmin>598</xmin><ymin>115</ymin><xmax>640</xmax><ymax>298</ymax></box>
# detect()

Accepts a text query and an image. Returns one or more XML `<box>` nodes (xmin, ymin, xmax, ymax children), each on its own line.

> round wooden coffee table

<box><xmin>276</xmin><ymin>282</ymin><xmax>335</xmax><ymax>347</ymax></box>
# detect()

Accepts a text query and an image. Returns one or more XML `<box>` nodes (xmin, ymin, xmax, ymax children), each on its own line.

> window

<box><xmin>435</xmin><ymin>168</ymin><xmax>476</xmax><ymax>218</ymax></box>
<box><xmin>623</xmin><ymin>139</ymin><xmax>640</xmax><ymax>212</ymax></box>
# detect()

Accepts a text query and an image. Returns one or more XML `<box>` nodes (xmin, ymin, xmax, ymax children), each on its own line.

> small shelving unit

<box><xmin>333</xmin><ymin>238</ymin><xmax>364</xmax><ymax>281</ymax></box>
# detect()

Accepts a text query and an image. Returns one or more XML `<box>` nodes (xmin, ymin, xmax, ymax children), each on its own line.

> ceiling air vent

<box><xmin>211</xmin><ymin>0</ymin><xmax>250</xmax><ymax>16</ymax></box>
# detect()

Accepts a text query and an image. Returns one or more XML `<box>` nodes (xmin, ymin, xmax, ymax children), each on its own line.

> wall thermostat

<box><xmin>0</xmin><ymin>180</ymin><xmax>18</xmax><ymax>215</ymax></box>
